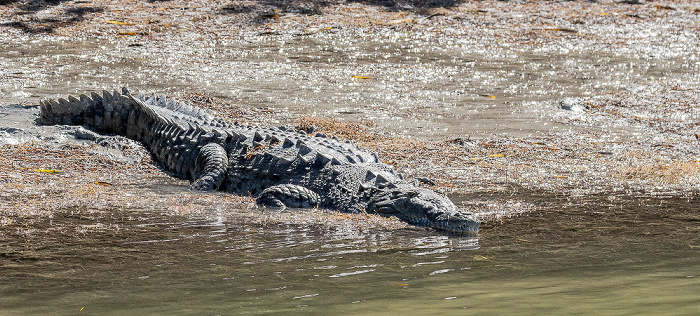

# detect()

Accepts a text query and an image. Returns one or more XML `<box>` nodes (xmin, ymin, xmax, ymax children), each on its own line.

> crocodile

<box><xmin>39</xmin><ymin>88</ymin><xmax>479</xmax><ymax>233</ymax></box>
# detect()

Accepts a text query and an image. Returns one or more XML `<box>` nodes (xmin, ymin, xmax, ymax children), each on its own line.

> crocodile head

<box><xmin>367</xmin><ymin>184</ymin><xmax>479</xmax><ymax>234</ymax></box>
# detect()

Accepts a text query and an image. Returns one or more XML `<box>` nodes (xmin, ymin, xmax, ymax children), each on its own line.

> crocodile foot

<box><xmin>257</xmin><ymin>184</ymin><xmax>320</xmax><ymax>209</ymax></box>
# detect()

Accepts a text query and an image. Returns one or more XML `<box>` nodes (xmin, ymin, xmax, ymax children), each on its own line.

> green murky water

<box><xmin>2</xmin><ymin>195</ymin><xmax>698</xmax><ymax>315</ymax></box>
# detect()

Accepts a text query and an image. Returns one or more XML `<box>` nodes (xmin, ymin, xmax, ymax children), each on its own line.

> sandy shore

<box><xmin>1</xmin><ymin>0</ymin><xmax>698</xmax><ymax>231</ymax></box>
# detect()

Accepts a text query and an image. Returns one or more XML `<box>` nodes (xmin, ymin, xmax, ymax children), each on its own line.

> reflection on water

<box><xmin>1</xmin><ymin>36</ymin><xmax>696</xmax><ymax>139</ymax></box>
<box><xmin>1</xmin><ymin>32</ymin><xmax>698</xmax><ymax>315</ymax></box>
<box><xmin>1</xmin><ymin>195</ymin><xmax>698</xmax><ymax>314</ymax></box>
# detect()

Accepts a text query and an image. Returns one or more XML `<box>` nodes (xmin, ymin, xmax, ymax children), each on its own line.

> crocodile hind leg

<box><xmin>257</xmin><ymin>184</ymin><xmax>320</xmax><ymax>209</ymax></box>
<box><xmin>191</xmin><ymin>143</ymin><xmax>228</xmax><ymax>191</ymax></box>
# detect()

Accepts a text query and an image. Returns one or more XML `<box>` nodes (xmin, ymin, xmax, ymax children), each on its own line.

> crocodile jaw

<box><xmin>369</xmin><ymin>186</ymin><xmax>480</xmax><ymax>234</ymax></box>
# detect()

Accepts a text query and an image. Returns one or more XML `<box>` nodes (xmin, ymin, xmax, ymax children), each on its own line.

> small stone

<box><xmin>560</xmin><ymin>98</ymin><xmax>589</xmax><ymax>112</ymax></box>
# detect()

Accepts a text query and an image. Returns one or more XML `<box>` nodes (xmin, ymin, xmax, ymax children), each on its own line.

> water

<box><xmin>0</xmin><ymin>35</ymin><xmax>696</xmax><ymax>139</ymax></box>
<box><xmin>1</xmin><ymin>18</ymin><xmax>698</xmax><ymax>315</ymax></box>
<box><xmin>2</xmin><ymin>195</ymin><xmax>698</xmax><ymax>314</ymax></box>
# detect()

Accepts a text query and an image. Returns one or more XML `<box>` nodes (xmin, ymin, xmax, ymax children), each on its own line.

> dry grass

<box><xmin>295</xmin><ymin>116</ymin><xmax>378</xmax><ymax>143</ymax></box>
<box><xmin>621</xmin><ymin>161</ymin><xmax>700</xmax><ymax>185</ymax></box>
<box><xmin>184</xmin><ymin>92</ymin><xmax>278</xmax><ymax>126</ymax></box>
<box><xmin>0</xmin><ymin>140</ymin><xmax>409</xmax><ymax>231</ymax></box>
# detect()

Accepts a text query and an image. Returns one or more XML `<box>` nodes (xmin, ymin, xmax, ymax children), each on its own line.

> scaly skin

<box><xmin>39</xmin><ymin>88</ymin><xmax>480</xmax><ymax>233</ymax></box>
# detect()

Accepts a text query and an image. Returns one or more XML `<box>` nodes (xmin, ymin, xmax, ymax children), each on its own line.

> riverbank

<box><xmin>1</xmin><ymin>86</ymin><xmax>697</xmax><ymax>233</ymax></box>
<box><xmin>1</xmin><ymin>0</ymin><xmax>698</xmax><ymax>232</ymax></box>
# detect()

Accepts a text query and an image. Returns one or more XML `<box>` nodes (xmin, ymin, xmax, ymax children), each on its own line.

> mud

<box><xmin>1</xmin><ymin>0</ymin><xmax>699</xmax><ymax>227</ymax></box>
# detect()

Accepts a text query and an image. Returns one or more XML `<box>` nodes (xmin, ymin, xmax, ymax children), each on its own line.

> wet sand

<box><xmin>1</xmin><ymin>0</ymin><xmax>699</xmax><ymax>231</ymax></box>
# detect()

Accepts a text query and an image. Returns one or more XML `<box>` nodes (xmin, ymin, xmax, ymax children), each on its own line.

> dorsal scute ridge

<box><xmin>157</xmin><ymin>95</ymin><xmax>167</xmax><ymax>107</ymax></box>
<box><xmin>89</xmin><ymin>92</ymin><xmax>101</xmax><ymax>103</ymax></box>
<box><xmin>47</xmin><ymin>87</ymin><xmax>381</xmax><ymax>178</ymax></box>
<box><xmin>79</xmin><ymin>94</ymin><xmax>91</xmax><ymax>105</ymax></box>
<box><xmin>102</xmin><ymin>90</ymin><xmax>112</xmax><ymax>103</ymax></box>
<box><xmin>67</xmin><ymin>95</ymin><xmax>80</xmax><ymax>105</ymax></box>
<box><xmin>166</xmin><ymin>99</ymin><xmax>177</xmax><ymax>110</ymax></box>
<box><xmin>126</xmin><ymin>92</ymin><xmax>171</xmax><ymax>127</ymax></box>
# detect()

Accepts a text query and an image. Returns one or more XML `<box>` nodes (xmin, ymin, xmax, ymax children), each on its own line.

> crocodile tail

<box><xmin>39</xmin><ymin>88</ymin><xmax>135</xmax><ymax>136</ymax></box>
<box><xmin>39</xmin><ymin>95</ymin><xmax>85</xmax><ymax>126</ymax></box>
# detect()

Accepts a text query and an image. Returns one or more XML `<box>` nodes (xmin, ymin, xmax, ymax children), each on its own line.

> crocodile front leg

<box><xmin>257</xmin><ymin>184</ymin><xmax>320</xmax><ymax>209</ymax></box>
<box><xmin>191</xmin><ymin>143</ymin><xmax>228</xmax><ymax>191</ymax></box>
